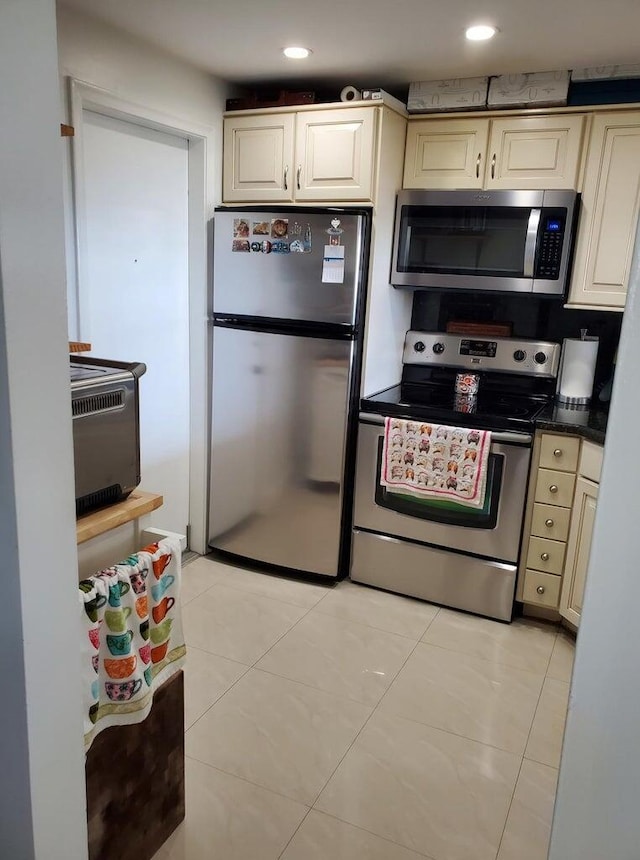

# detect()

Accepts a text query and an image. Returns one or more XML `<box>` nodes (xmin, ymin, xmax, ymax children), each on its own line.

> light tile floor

<box><xmin>154</xmin><ymin>555</ymin><xmax>575</xmax><ymax>860</ymax></box>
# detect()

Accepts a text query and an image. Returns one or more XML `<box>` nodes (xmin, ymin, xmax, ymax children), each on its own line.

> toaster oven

<box><xmin>70</xmin><ymin>356</ymin><xmax>146</xmax><ymax>515</ymax></box>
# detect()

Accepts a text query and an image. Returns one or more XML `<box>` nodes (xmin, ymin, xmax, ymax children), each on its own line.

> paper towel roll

<box><xmin>340</xmin><ymin>85</ymin><xmax>362</xmax><ymax>102</ymax></box>
<box><xmin>558</xmin><ymin>337</ymin><xmax>599</xmax><ymax>405</ymax></box>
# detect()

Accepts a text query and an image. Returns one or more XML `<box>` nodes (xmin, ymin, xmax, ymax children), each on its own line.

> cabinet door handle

<box><xmin>491</xmin><ymin>153</ymin><xmax>496</xmax><ymax>179</ymax></box>
<box><xmin>296</xmin><ymin>165</ymin><xmax>301</xmax><ymax>190</ymax></box>
<box><xmin>549</xmin><ymin>485</ymin><xmax>558</xmax><ymax>494</ymax></box>
<box><xmin>541</xmin><ymin>552</ymin><xmax>550</xmax><ymax>561</ymax></box>
<box><xmin>545</xmin><ymin>518</ymin><xmax>554</xmax><ymax>527</ymax></box>
<box><xmin>476</xmin><ymin>153</ymin><xmax>481</xmax><ymax>178</ymax></box>
<box><xmin>537</xmin><ymin>585</ymin><xmax>546</xmax><ymax>595</ymax></box>
<box><xmin>553</xmin><ymin>448</ymin><xmax>563</xmax><ymax>457</ymax></box>
<box><xmin>284</xmin><ymin>165</ymin><xmax>288</xmax><ymax>191</ymax></box>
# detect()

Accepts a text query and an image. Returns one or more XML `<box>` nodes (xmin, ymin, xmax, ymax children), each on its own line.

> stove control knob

<box><xmin>432</xmin><ymin>342</ymin><xmax>445</xmax><ymax>355</ymax></box>
<box><xmin>414</xmin><ymin>341</ymin><xmax>426</xmax><ymax>353</ymax></box>
<box><xmin>534</xmin><ymin>351</ymin><xmax>547</xmax><ymax>365</ymax></box>
<box><xmin>513</xmin><ymin>349</ymin><xmax>526</xmax><ymax>362</ymax></box>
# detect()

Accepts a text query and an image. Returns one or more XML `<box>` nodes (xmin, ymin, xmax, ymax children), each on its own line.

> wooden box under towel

<box><xmin>85</xmin><ymin>671</ymin><xmax>184</xmax><ymax>860</ymax></box>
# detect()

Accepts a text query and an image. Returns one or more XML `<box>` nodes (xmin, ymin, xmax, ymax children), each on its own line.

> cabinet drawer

<box><xmin>539</xmin><ymin>434</ymin><xmax>580</xmax><ymax>472</ymax></box>
<box><xmin>523</xmin><ymin>570</ymin><xmax>562</xmax><ymax>608</ymax></box>
<box><xmin>535</xmin><ymin>469</ymin><xmax>576</xmax><ymax>507</ymax></box>
<box><xmin>531</xmin><ymin>503</ymin><xmax>571</xmax><ymax>542</ymax></box>
<box><xmin>526</xmin><ymin>536</ymin><xmax>566</xmax><ymax>575</ymax></box>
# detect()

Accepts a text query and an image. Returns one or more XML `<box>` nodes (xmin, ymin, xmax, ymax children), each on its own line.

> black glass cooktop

<box><xmin>362</xmin><ymin>384</ymin><xmax>550</xmax><ymax>433</ymax></box>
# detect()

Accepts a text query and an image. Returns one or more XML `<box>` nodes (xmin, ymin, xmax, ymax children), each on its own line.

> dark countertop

<box><xmin>535</xmin><ymin>402</ymin><xmax>608</xmax><ymax>445</ymax></box>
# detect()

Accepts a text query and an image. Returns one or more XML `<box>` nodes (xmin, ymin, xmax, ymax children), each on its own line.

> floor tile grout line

<box><xmin>251</xmin><ymin>664</ymin><xmax>384</xmax><ymax>709</ymax></box>
<box><xmin>183</xmin><ymin>599</ymin><xmax>321</xmax><ymax>732</ymax></box>
<box><xmin>310</xmin><ymin>601</ymin><xmax>439</xmax><ymax>641</ymax></box>
<box><xmin>184</xmin><ymin>662</ymin><xmax>252</xmax><ymax>733</ymax></box>
<box><xmin>415</xmin><ymin>639</ymin><xmax>553</xmax><ymax>678</ymax></box>
<box><xmin>187</xmin><ymin>576</ymin><xmax>331</xmax><ymax>611</ymax></box>
<box><xmin>493</xmin><ymin>755</ymin><xmax>526</xmax><ymax>860</ymax></box>
<box><xmin>276</xmin><ymin>806</ymin><xmax>315</xmax><ymax>859</ymax></box>
<box><xmin>493</xmin><ymin>636</ymin><xmax>564</xmax><ymax>857</ymax></box>
<box><xmin>306</xmin><ymin>628</ymin><xmax>427</xmax><ymax>811</ymax></box>
<box><xmin>184</xmin><ymin>753</ymin><xmax>315</xmax><ymax>810</ymax></box>
<box><xmin>283</xmin><ymin>807</ymin><xmax>437</xmax><ymax>860</ymax></box>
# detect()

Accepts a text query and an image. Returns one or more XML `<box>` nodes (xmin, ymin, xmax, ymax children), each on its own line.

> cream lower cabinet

<box><xmin>519</xmin><ymin>433</ymin><xmax>603</xmax><ymax>630</ymax></box>
<box><xmin>567</xmin><ymin>110</ymin><xmax>640</xmax><ymax>310</ymax></box>
<box><xmin>223</xmin><ymin>106</ymin><xmax>380</xmax><ymax>203</ymax></box>
<box><xmin>403</xmin><ymin>113</ymin><xmax>585</xmax><ymax>190</ymax></box>
<box><xmin>559</xmin><ymin>475</ymin><xmax>598</xmax><ymax>627</ymax></box>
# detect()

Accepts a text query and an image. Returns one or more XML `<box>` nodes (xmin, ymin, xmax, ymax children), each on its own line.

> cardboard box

<box><xmin>360</xmin><ymin>88</ymin><xmax>407</xmax><ymax>114</ymax></box>
<box><xmin>488</xmin><ymin>71</ymin><xmax>569</xmax><ymax>108</ymax></box>
<box><xmin>407</xmin><ymin>77</ymin><xmax>488</xmax><ymax>113</ymax></box>
<box><xmin>571</xmin><ymin>64</ymin><xmax>640</xmax><ymax>81</ymax></box>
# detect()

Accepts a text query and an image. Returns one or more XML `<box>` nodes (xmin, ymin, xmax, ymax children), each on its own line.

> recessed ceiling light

<box><xmin>465</xmin><ymin>24</ymin><xmax>498</xmax><ymax>41</ymax></box>
<box><xmin>283</xmin><ymin>46</ymin><xmax>312</xmax><ymax>59</ymax></box>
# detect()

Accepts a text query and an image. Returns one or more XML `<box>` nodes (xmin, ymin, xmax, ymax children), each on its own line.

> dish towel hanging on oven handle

<box><xmin>380</xmin><ymin>417</ymin><xmax>491</xmax><ymax>509</ymax></box>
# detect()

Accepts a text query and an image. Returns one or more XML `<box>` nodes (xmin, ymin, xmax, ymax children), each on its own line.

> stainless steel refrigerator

<box><xmin>208</xmin><ymin>207</ymin><xmax>371</xmax><ymax>578</ymax></box>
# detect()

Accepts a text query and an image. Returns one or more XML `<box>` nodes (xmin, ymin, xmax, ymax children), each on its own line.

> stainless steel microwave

<box><xmin>391</xmin><ymin>189</ymin><xmax>579</xmax><ymax>296</ymax></box>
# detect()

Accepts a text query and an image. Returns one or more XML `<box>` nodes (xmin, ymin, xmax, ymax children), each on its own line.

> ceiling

<box><xmin>60</xmin><ymin>0</ymin><xmax>640</xmax><ymax>98</ymax></box>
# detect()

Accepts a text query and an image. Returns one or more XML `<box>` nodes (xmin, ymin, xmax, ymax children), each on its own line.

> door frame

<box><xmin>68</xmin><ymin>77</ymin><xmax>211</xmax><ymax>554</ymax></box>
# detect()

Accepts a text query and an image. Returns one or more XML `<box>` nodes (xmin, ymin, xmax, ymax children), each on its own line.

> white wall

<box><xmin>57</xmin><ymin>5</ymin><xmax>231</xmax><ymax>556</ymax></box>
<box><xmin>0</xmin><ymin>1</ymin><xmax>87</xmax><ymax>857</ymax></box>
<box><xmin>56</xmin><ymin>5</ymin><xmax>228</xmax><ymax>192</ymax></box>
<box><xmin>549</xmin><ymin>220</ymin><xmax>640</xmax><ymax>857</ymax></box>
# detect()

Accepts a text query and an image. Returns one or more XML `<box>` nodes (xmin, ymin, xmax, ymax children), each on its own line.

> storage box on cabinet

<box><xmin>403</xmin><ymin>113</ymin><xmax>585</xmax><ymax>190</ymax></box>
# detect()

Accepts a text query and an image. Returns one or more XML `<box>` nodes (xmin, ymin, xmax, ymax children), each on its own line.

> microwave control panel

<box><xmin>535</xmin><ymin>211</ymin><xmax>567</xmax><ymax>279</ymax></box>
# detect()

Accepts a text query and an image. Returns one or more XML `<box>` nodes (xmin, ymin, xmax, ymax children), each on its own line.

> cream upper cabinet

<box><xmin>486</xmin><ymin>115</ymin><xmax>585</xmax><ymax>189</ymax></box>
<box><xmin>567</xmin><ymin>110</ymin><xmax>640</xmax><ymax>309</ymax></box>
<box><xmin>404</xmin><ymin>114</ymin><xmax>585</xmax><ymax>190</ymax></box>
<box><xmin>560</xmin><ymin>475</ymin><xmax>598</xmax><ymax>627</ymax></box>
<box><xmin>403</xmin><ymin>118</ymin><xmax>490</xmax><ymax>189</ymax></box>
<box><xmin>223</xmin><ymin>106</ymin><xmax>379</xmax><ymax>204</ymax></box>
<box><xmin>294</xmin><ymin>108</ymin><xmax>377</xmax><ymax>202</ymax></box>
<box><xmin>223</xmin><ymin>113</ymin><xmax>295</xmax><ymax>202</ymax></box>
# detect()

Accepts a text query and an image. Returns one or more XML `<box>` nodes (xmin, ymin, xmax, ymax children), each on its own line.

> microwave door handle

<box><xmin>523</xmin><ymin>208</ymin><xmax>542</xmax><ymax>277</ymax></box>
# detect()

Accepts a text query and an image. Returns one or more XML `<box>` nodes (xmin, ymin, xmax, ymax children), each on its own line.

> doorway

<box><xmin>69</xmin><ymin>72</ymin><xmax>215</xmax><ymax>546</ymax></box>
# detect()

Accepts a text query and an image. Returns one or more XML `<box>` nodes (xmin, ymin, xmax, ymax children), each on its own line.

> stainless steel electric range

<box><xmin>351</xmin><ymin>331</ymin><xmax>562</xmax><ymax>621</ymax></box>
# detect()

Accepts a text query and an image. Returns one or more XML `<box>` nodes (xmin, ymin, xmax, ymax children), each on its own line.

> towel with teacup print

<box><xmin>79</xmin><ymin>536</ymin><xmax>185</xmax><ymax>751</ymax></box>
<box><xmin>381</xmin><ymin>418</ymin><xmax>491</xmax><ymax>509</ymax></box>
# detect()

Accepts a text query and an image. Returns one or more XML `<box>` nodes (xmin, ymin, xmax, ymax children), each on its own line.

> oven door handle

<box><xmin>358</xmin><ymin>413</ymin><xmax>532</xmax><ymax>446</ymax></box>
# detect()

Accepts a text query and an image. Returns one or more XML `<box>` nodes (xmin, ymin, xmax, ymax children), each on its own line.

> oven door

<box><xmin>353</xmin><ymin>414</ymin><xmax>532</xmax><ymax>564</ymax></box>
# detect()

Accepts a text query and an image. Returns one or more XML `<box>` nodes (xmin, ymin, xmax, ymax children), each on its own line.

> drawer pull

<box><xmin>541</xmin><ymin>552</ymin><xmax>550</xmax><ymax>561</ymax></box>
<box><xmin>536</xmin><ymin>585</ymin><xmax>545</xmax><ymax>595</ymax></box>
<box><xmin>553</xmin><ymin>448</ymin><xmax>563</xmax><ymax>457</ymax></box>
<box><xmin>549</xmin><ymin>485</ymin><xmax>558</xmax><ymax>494</ymax></box>
<box><xmin>545</xmin><ymin>518</ymin><xmax>554</xmax><ymax>527</ymax></box>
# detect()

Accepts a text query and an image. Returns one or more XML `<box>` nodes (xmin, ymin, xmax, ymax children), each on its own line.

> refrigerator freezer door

<box><xmin>208</xmin><ymin>325</ymin><xmax>354</xmax><ymax>577</ymax></box>
<box><xmin>213</xmin><ymin>210</ymin><xmax>364</xmax><ymax>325</ymax></box>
